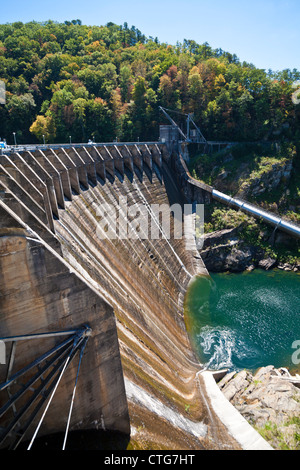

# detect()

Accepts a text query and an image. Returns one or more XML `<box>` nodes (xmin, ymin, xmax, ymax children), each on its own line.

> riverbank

<box><xmin>200</xmin><ymin>225</ymin><xmax>300</xmax><ymax>274</ymax></box>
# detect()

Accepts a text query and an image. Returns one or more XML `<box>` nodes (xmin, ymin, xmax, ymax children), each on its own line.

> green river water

<box><xmin>184</xmin><ymin>269</ymin><xmax>300</xmax><ymax>373</ymax></box>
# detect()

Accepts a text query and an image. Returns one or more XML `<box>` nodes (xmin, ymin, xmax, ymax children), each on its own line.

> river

<box><xmin>184</xmin><ymin>269</ymin><xmax>300</xmax><ymax>373</ymax></box>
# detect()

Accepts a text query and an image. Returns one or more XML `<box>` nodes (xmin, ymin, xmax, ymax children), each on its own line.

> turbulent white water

<box><xmin>198</xmin><ymin>326</ymin><xmax>262</xmax><ymax>371</ymax></box>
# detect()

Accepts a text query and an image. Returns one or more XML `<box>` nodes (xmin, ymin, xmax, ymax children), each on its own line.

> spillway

<box><xmin>0</xmin><ymin>142</ymin><xmax>246</xmax><ymax>450</ymax></box>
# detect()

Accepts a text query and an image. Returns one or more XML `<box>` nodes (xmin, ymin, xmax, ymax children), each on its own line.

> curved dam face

<box><xmin>0</xmin><ymin>143</ymin><xmax>241</xmax><ymax>450</ymax></box>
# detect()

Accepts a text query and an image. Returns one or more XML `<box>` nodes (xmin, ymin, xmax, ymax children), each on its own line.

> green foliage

<box><xmin>205</xmin><ymin>205</ymin><xmax>300</xmax><ymax>265</ymax></box>
<box><xmin>257</xmin><ymin>419</ymin><xmax>300</xmax><ymax>450</ymax></box>
<box><xmin>0</xmin><ymin>20</ymin><xmax>299</xmax><ymax>144</ymax></box>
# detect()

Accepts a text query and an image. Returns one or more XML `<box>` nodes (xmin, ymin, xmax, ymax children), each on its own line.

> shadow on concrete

<box><xmin>19</xmin><ymin>430</ymin><xmax>130</xmax><ymax>450</ymax></box>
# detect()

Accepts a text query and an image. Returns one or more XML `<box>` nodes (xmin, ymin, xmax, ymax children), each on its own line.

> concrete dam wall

<box><xmin>0</xmin><ymin>142</ymin><xmax>245</xmax><ymax>450</ymax></box>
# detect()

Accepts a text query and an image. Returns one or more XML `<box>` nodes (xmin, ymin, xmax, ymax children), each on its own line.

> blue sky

<box><xmin>1</xmin><ymin>0</ymin><xmax>299</xmax><ymax>71</ymax></box>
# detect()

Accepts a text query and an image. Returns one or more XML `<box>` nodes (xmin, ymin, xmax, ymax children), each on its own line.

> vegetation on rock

<box><xmin>189</xmin><ymin>142</ymin><xmax>300</xmax><ymax>269</ymax></box>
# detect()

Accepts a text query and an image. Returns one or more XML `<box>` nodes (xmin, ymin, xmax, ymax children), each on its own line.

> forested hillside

<box><xmin>0</xmin><ymin>19</ymin><xmax>299</xmax><ymax>145</ymax></box>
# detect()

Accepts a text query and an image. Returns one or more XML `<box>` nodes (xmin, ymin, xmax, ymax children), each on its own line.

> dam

<box><xmin>0</xmin><ymin>135</ymin><xmax>275</xmax><ymax>450</ymax></box>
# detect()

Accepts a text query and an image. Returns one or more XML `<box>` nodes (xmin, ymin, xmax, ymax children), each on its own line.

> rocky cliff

<box><xmin>189</xmin><ymin>143</ymin><xmax>300</xmax><ymax>272</ymax></box>
<box><xmin>200</xmin><ymin>227</ymin><xmax>300</xmax><ymax>273</ymax></box>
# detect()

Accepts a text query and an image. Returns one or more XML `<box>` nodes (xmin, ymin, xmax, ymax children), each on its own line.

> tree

<box><xmin>30</xmin><ymin>114</ymin><xmax>56</xmax><ymax>142</ymax></box>
<box><xmin>110</xmin><ymin>87</ymin><xmax>125</xmax><ymax>139</ymax></box>
<box><xmin>0</xmin><ymin>20</ymin><xmax>298</xmax><ymax>145</ymax></box>
<box><xmin>158</xmin><ymin>73</ymin><xmax>180</xmax><ymax>110</ymax></box>
<box><xmin>187</xmin><ymin>66</ymin><xmax>204</xmax><ymax>117</ymax></box>
<box><xmin>85</xmin><ymin>97</ymin><xmax>113</xmax><ymax>142</ymax></box>
<box><xmin>6</xmin><ymin>92</ymin><xmax>36</xmax><ymax>142</ymax></box>
<box><xmin>119</xmin><ymin>65</ymin><xmax>133</xmax><ymax>102</ymax></box>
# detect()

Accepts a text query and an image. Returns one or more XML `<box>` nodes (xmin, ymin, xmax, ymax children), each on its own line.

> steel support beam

<box><xmin>0</xmin><ymin>326</ymin><xmax>92</xmax><ymax>450</ymax></box>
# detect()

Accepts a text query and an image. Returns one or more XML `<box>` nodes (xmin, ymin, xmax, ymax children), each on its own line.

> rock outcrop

<box><xmin>238</xmin><ymin>159</ymin><xmax>294</xmax><ymax>199</ymax></box>
<box><xmin>218</xmin><ymin>366</ymin><xmax>300</xmax><ymax>450</ymax></box>
<box><xmin>200</xmin><ymin>228</ymin><xmax>260</xmax><ymax>272</ymax></box>
<box><xmin>200</xmin><ymin>228</ymin><xmax>299</xmax><ymax>273</ymax></box>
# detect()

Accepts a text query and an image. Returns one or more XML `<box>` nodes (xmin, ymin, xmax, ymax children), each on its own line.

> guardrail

<box><xmin>0</xmin><ymin>141</ymin><xmax>165</xmax><ymax>155</ymax></box>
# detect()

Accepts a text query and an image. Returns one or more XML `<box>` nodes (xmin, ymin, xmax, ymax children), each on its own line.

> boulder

<box><xmin>201</xmin><ymin>243</ymin><xmax>257</xmax><ymax>273</ymax></box>
<box><xmin>258</xmin><ymin>257</ymin><xmax>277</xmax><ymax>270</ymax></box>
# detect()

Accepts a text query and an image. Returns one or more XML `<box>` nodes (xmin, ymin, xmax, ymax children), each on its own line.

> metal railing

<box><xmin>0</xmin><ymin>141</ymin><xmax>165</xmax><ymax>155</ymax></box>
